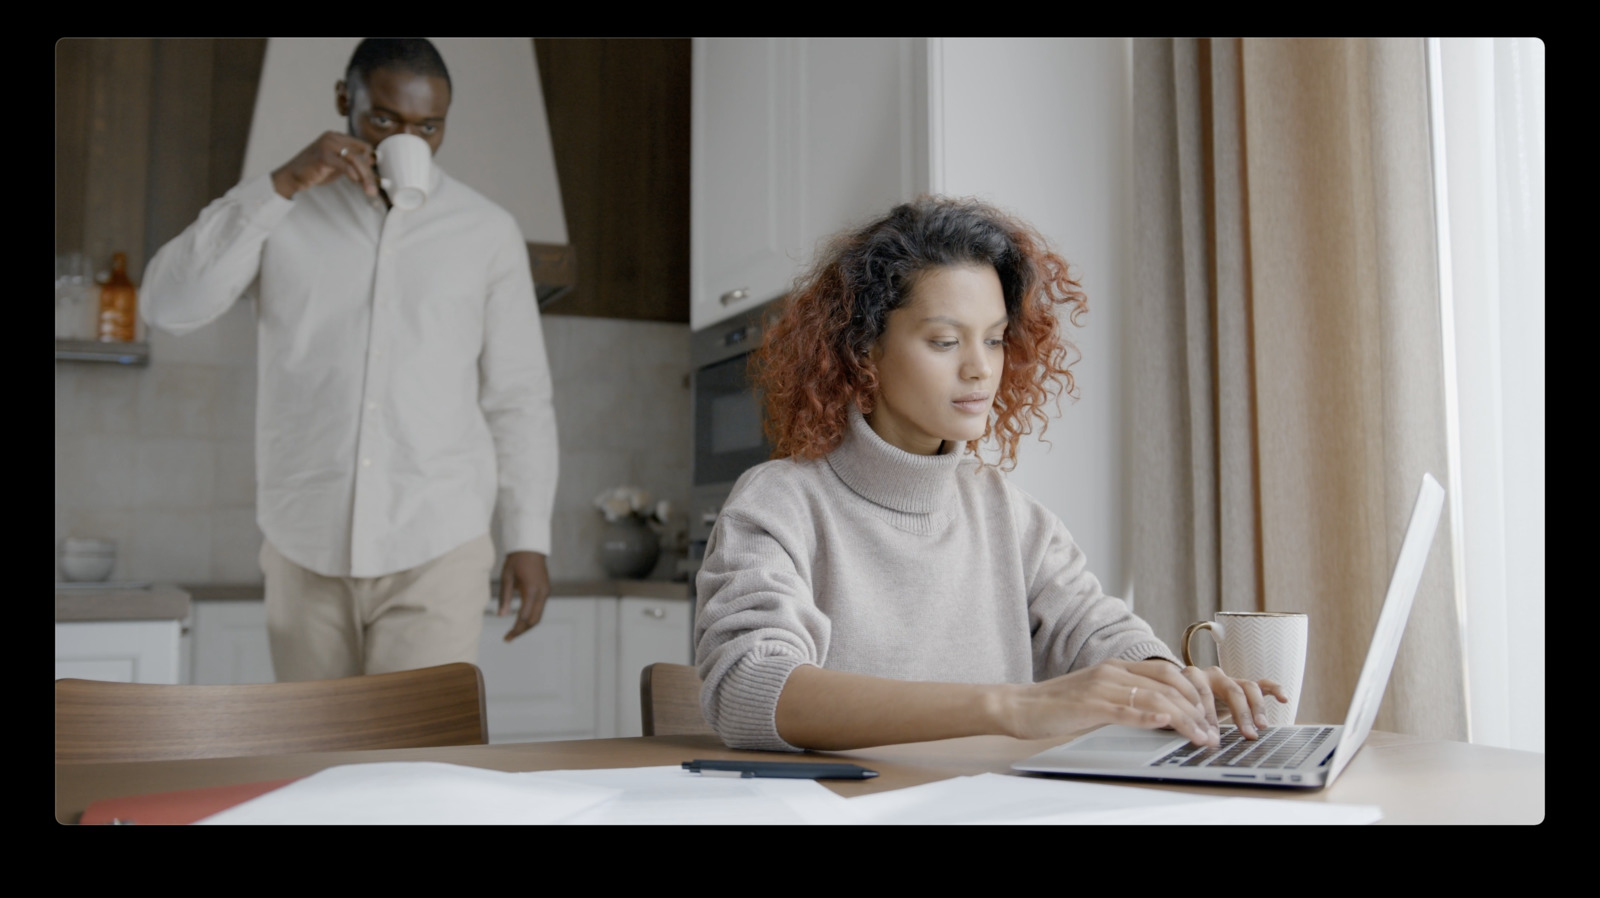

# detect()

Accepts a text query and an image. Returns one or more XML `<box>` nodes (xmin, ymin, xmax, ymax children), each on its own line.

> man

<box><xmin>143</xmin><ymin>38</ymin><xmax>558</xmax><ymax>681</ymax></box>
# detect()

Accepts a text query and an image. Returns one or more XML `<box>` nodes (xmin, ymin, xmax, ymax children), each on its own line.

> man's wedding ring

<box><xmin>340</xmin><ymin>146</ymin><xmax>349</xmax><ymax>158</ymax></box>
<box><xmin>1128</xmin><ymin>686</ymin><xmax>1138</xmax><ymax>708</ymax></box>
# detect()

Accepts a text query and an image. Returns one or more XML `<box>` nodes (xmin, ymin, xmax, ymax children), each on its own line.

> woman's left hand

<box><xmin>1178</xmin><ymin>666</ymin><xmax>1289</xmax><ymax>740</ymax></box>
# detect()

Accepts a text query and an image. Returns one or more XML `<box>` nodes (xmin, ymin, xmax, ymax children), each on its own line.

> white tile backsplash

<box><xmin>136</xmin><ymin>364</ymin><xmax>221</xmax><ymax>439</ymax></box>
<box><xmin>56</xmin><ymin>310</ymin><xmax>691</xmax><ymax>584</ymax></box>
<box><xmin>133</xmin><ymin>438</ymin><xmax>216</xmax><ymax>509</ymax></box>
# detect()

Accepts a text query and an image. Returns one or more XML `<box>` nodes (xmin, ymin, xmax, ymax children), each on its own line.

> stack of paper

<box><xmin>843</xmin><ymin>773</ymin><xmax>1382</xmax><ymax>825</ymax></box>
<box><xmin>193</xmin><ymin>763</ymin><xmax>1381</xmax><ymax>825</ymax></box>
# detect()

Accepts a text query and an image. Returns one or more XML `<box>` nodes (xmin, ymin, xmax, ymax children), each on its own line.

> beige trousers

<box><xmin>260</xmin><ymin>534</ymin><xmax>495</xmax><ymax>682</ymax></box>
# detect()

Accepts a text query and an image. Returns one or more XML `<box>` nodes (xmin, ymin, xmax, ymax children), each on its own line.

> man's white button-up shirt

<box><xmin>143</xmin><ymin>169</ymin><xmax>557</xmax><ymax>578</ymax></box>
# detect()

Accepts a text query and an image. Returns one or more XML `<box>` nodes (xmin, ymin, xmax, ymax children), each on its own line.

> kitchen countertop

<box><xmin>54</xmin><ymin>583</ymin><xmax>191</xmax><ymax>623</ymax></box>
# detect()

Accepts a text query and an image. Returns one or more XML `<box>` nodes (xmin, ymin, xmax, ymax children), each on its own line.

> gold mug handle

<box><xmin>1182</xmin><ymin>620</ymin><xmax>1218</xmax><ymax>667</ymax></box>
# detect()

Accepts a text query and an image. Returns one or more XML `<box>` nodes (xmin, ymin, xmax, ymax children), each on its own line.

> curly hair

<box><xmin>751</xmin><ymin>195</ymin><xmax>1088</xmax><ymax>469</ymax></box>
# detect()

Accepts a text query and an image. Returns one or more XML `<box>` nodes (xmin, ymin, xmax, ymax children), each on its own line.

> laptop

<box><xmin>1012</xmin><ymin>472</ymin><xmax>1446</xmax><ymax>790</ymax></box>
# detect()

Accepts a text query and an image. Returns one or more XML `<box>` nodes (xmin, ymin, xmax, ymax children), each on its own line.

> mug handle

<box><xmin>1181</xmin><ymin>620</ymin><xmax>1217</xmax><ymax>667</ymax></box>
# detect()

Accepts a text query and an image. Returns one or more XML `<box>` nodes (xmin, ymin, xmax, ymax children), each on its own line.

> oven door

<box><xmin>689</xmin><ymin>302</ymin><xmax>779</xmax><ymax>547</ymax></box>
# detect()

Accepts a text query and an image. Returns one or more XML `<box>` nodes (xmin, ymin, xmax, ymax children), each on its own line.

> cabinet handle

<box><xmin>719</xmin><ymin>287</ymin><xmax>750</xmax><ymax>306</ymax></box>
<box><xmin>641</xmin><ymin>607</ymin><xmax>667</xmax><ymax>619</ymax></box>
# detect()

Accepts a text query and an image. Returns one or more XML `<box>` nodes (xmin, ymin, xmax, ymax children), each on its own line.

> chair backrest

<box><xmin>56</xmin><ymin>662</ymin><xmax>489</xmax><ymax>764</ymax></box>
<box><xmin>639</xmin><ymin>662</ymin><xmax>715</xmax><ymax>737</ymax></box>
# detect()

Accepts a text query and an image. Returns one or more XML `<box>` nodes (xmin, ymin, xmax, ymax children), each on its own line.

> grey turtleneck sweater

<box><xmin>695</xmin><ymin>409</ymin><xmax>1180</xmax><ymax>751</ymax></box>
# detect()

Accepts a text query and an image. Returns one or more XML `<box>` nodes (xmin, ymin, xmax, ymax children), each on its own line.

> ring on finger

<box><xmin>340</xmin><ymin>146</ymin><xmax>349</xmax><ymax>158</ymax></box>
<box><xmin>1127</xmin><ymin>686</ymin><xmax>1138</xmax><ymax>708</ymax></box>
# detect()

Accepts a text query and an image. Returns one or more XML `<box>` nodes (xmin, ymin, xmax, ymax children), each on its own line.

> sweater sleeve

<box><xmin>1017</xmin><ymin>493</ymin><xmax>1181</xmax><ymax>679</ymax></box>
<box><xmin>693</xmin><ymin>484</ymin><xmax>831</xmax><ymax>752</ymax></box>
<box><xmin>141</xmin><ymin>173</ymin><xmax>293</xmax><ymax>336</ymax></box>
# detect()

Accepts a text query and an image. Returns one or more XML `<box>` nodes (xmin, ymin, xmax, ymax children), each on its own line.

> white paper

<box><xmin>196</xmin><ymin>762</ymin><xmax>622</xmax><ymax>825</ymax></box>
<box><xmin>527</xmin><ymin>766</ymin><xmax>864</xmax><ymax>825</ymax></box>
<box><xmin>845</xmin><ymin>773</ymin><xmax>1382</xmax><ymax>825</ymax></box>
<box><xmin>195</xmin><ymin>763</ymin><xmax>1380</xmax><ymax>826</ymax></box>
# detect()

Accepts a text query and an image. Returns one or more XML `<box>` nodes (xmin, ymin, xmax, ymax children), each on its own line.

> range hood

<box><xmin>242</xmin><ymin>38</ymin><xmax>575</xmax><ymax>305</ymax></box>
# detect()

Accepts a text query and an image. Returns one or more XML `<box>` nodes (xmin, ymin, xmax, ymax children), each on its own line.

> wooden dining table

<box><xmin>55</xmin><ymin>728</ymin><xmax>1544</xmax><ymax>824</ymax></box>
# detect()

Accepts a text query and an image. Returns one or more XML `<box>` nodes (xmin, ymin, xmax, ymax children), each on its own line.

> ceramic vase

<box><xmin>599</xmin><ymin>517</ymin><xmax>660</xmax><ymax>580</ymax></box>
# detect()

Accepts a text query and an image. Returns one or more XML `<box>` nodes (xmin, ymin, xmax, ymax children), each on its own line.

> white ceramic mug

<box><xmin>375</xmin><ymin>133</ymin><xmax>433</xmax><ymax>210</ymax></box>
<box><xmin>1182</xmin><ymin>611</ymin><xmax>1308</xmax><ymax>728</ymax></box>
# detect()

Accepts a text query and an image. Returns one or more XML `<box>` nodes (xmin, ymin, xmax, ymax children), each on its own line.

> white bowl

<box><xmin>60</xmin><ymin>553</ymin><xmax>115</xmax><ymax>582</ymax></box>
<box><xmin>61</xmin><ymin>537</ymin><xmax>116</xmax><ymax>556</ymax></box>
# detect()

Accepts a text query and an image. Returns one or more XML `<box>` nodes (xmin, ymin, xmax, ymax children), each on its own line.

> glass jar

<box><xmin>55</xmin><ymin>252</ymin><xmax>92</xmax><ymax>340</ymax></box>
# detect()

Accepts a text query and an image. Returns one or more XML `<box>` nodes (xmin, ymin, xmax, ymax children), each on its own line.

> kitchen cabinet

<box><xmin>477</xmin><ymin>593</ymin><xmax>694</xmax><ymax>742</ymax></box>
<box><xmin>691</xmin><ymin>38</ymin><xmax>925</xmax><ymax>331</ymax></box>
<box><xmin>614</xmin><ymin>595</ymin><xmax>695</xmax><ymax>738</ymax></box>
<box><xmin>55</xmin><ymin>583</ymin><xmax>190</xmax><ymax>684</ymax></box>
<box><xmin>535</xmin><ymin>38</ymin><xmax>691</xmax><ymax>323</ymax></box>
<box><xmin>56</xmin><ymin>620</ymin><xmax>182</xmax><ymax>684</ymax></box>
<box><xmin>185</xmin><ymin>589</ymin><xmax>693</xmax><ymax>744</ymax></box>
<box><xmin>477</xmin><ymin>596</ymin><xmax>616</xmax><ymax>743</ymax></box>
<box><xmin>189</xmin><ymin>598</ymin><xmax>275</xmax><ymax>685</ymax></box>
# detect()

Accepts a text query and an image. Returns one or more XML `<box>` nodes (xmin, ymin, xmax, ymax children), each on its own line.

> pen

<box><xmin>683</xmin><ymin>760</ymin><xmax>879</xmax><ymax>780</ymax></box>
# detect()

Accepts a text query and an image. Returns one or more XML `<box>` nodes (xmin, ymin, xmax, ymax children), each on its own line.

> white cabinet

<box><xmin>190</xmin><ymin>599</ymin><xmax>276</xmax><ymax>685</ymax></box>
<box><xmin>478</xmin><ymin>596</ymin><xmax>616</xmax><ymax>744</ymax></box>
<box><xmin>692</xmin><ymin>38</ymin><xmax>926</xmax><ymax>331</ymax></box>
<box><xmin>692</xmin><ymin>38</ymin><xmax>798</xmax><ymax>331</ymax></box>
<box><xmin>182</xmin><ymin>593</ymin><xmax>694</xmax><ymax>745</ymax></box>
<box><xmin>55</xmin><ymin>620</ymin><xmax>183</xmax><ymax>684</ymax></box>
<box><xmin>614</xmin><ymin>596</ymin><xmax>695</xmax><ymax>738</ymax></box>
<box><xmin>481</xmin><ymin>594</ymin><xmax>694</xmax><ymax>743</ymax></box>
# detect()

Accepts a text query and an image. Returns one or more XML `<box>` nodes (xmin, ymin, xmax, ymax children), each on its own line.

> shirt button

<box><xmin>367</xmin><ymin>402</ymin><xmax>378</xmax><ymax>411</ymax></box>
<box><xmin>361</xmin><ymin>458</ymin><xmax>372</xmax><ymax>467</ymax></box>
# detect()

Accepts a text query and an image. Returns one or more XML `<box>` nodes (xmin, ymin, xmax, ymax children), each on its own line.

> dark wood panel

<box><xmin>56</xmin><ymin>38</ymin><xmax>267</xmax><ymax>285</ymax></box>
<box><xmin>56</xmin><ymin>40</ymin><xmax>91</xmax><ymax>257</ymax></box>
<box><xmin>144</xmin><ymin>39</ymin><xmax>215</xmax><ymax>275</ymax></box>
<box><xmin>207</xmin><ymin>40</ymin><xmax>269</xmax><ymax>203</ymax></box>
<box><xmin>82</xmin><ymin>39</ymin><xmax>153</xmax><ymax>283</ymax></box>
<box><xmin>536</xmin><ymin>38</ymin><xmax>690</xmax><ymax>323</ymax></box>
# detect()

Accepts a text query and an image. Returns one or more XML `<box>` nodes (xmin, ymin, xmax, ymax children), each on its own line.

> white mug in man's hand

<box><xmin>1183</xmin><ymin>611</ymin><xmax>1308</xmax><ymax>728</ymax></box>
<box><xmin>375</xmin><ymin>133</ymin><xmax>432</xmax><ymax>210</ymax></box>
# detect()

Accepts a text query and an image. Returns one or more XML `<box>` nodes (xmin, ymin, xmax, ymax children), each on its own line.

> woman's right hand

<box><xmin>271</xmin><ymin>132</ymin><xmax>377</xmax><ymax>200</ymax></box>
<box><xmin>1004</xmin><ymin>659</ymin><xmax>1220</xmax><ymax>747</ymax></box>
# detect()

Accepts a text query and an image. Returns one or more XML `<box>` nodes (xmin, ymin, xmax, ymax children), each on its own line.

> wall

<box><xmin>930</xmin><ymin>38</ymin><xmax>1135</xmax><ymax>600</ymax></box>
<box><xmin>55</xmin><ymin>311</ymin><xmax>691</xmax><ymax>584</ymax></box>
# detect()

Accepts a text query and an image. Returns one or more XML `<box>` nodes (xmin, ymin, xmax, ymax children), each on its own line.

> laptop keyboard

<box><xmin>1152</xmin><ymin>725</ymin><xmax>1336</xmax><ymax>769</ymax></box>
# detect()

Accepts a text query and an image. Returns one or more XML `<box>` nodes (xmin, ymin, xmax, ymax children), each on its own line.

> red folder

<box><xmin>76</xmin><ymin>777</ymin><xmax>303</xmax><ymax>825</ymax></box>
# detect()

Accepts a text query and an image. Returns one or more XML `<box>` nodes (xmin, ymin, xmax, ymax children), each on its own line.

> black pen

<box><xmin>683</xmin><ymin>760</ymin><xmax>878</xmax><ymax>780</ymax></box>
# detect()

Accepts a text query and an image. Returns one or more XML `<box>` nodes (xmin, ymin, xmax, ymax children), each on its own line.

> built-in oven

<box><xmin>686</xmin><ymin>298</ymin><xmax>783</xmax><ymax>590</ymax></box>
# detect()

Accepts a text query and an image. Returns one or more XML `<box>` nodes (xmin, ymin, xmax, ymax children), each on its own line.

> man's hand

<box><xmin>499</xmin><ymin>551</ymin><xmax>551</xmax><ymax>642</ymax></box>
<box><xmin>270</xmin><ymin>132</ymin><xmax>378</xmax><ymax>200</ymax></box>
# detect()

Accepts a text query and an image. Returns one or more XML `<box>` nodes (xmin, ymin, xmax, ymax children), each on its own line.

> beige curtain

<box><xmin>1130</xmin><ymin>38</ymin><xmax>1466</xmax><ymax>740</ymax></box>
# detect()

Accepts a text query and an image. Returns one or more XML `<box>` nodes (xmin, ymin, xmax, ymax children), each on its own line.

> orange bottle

<box><xmin>96</xmin><ymin>252</ymin><xmax>138</xmax><ymax>343</ymax></box>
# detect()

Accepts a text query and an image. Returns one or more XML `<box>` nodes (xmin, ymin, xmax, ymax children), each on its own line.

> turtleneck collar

<box><xmin>825</xmin><ymin>406</ymin><xmax>964</xmax><ymax>515</ymax></box>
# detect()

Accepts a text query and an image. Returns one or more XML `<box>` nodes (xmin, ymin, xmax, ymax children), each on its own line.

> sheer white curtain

<box><xmin>1428</xmin><ymin>38</ymin><xmax>1544</xmax><ymax>752</ymax></box>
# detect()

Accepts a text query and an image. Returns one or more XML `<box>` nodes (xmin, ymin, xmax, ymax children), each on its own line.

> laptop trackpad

<box><xmin>1036</xmin><ymin>726</ymin><xmax>1188</xmax><ymax>770</ymax></box>
<box><xmin>1075</xmin><ymin>729</ymin><xmax>1185</xmax><ymax>753</ymax></box>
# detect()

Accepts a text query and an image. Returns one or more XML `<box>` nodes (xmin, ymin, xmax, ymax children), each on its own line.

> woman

<box><xmin>694</xmin><ymin>196</ymin><xmax>1285</xmax><ymax>752</ymax></box>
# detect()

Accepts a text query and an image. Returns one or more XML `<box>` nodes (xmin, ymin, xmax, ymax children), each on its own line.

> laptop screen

<box><xmin>1324</xmin><ymin>473</ymin><xmax>1446</xmax><ymax>786</ymax></box>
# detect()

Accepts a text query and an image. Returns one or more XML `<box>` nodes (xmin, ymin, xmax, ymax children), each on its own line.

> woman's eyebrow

<box><xmin>919</xmin><ymin>315</ymin><xmax>1010</xmax><ymax>329</ymax></box>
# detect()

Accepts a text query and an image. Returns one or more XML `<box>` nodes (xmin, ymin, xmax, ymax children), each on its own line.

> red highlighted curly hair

<box><xmin>751</xmin><ymin>196</ymin><xmax>1088</xmax><ymax>469</ymax></box>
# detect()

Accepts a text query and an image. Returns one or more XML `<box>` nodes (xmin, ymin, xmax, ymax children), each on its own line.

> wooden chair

<box><xmin>639</xmin><ymin>662</ymin><xmax>716</xmax><ymax>737</ymax></box>
<box><xmin>56</xmin><ymin>662</ymin><xmax>489</xmax><ymax>764</ymax></box>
